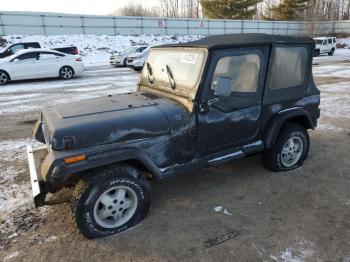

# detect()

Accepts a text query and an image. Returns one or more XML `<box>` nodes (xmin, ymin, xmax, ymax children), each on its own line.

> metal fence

<box><xmin>0</xmin><ymin>11</ymin><xmax>349</xmax><ymax>36</ymax></box>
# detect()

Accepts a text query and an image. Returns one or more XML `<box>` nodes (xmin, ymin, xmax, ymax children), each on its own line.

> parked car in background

<box><xmin>313</xmin><ymin>37</ymin><xmax>336</xmax><ymax>56</ymax></box>
<box><xmin>126</xmin><ymin>51</ymin><xmax>148</xmax><ymax>71</ymax></box>
<box><xmin>0</xmin><ymin>49</ymin><xmax>84</xmax><ymax>85</ymax></box>
<box><xmin>126</xmin><ymin>47</ymin><xmax>150</xmax><ymax>71</ymax></box>
<box><xmin>110</xmin><ymin>45</ymin><xmax>148</xmax><ymax>67</ymax></box>
<box><xmin>0</xmin><ymin>42</ymin><xmax>79</xmax><ymax>58</ymax></box>
<box><xmin>0</xmin><ymin>42</ymin><xmax>40</xmax><ymax>58</ymax></box>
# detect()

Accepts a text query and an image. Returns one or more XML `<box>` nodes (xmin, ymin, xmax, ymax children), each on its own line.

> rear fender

<box><xmin>264</xmin><ymin>108</ymin><xmax>314</xmax><ymax>149</ymax></box>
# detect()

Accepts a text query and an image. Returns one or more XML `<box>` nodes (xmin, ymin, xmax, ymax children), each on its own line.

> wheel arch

<box><xmin>46</xmin><ymin>150</ymin><xmax>162</xmax><ymax>193</ymax></box>
<box><xmin>264</xmin><ymin>108</ymin><xmax>314</xmax><ymax>149</ymax></box>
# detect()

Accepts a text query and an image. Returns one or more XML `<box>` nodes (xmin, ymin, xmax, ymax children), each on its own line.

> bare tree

<box><xmin>159</xmin><ymin>0</ymin><xmax>180</xmax><ymax>17</ymax></box>
<box><xmin>112</xmin><ymin>1</ymin><xmax>160</xmax><ymax>17</ymax></box>
<box><xmin>159</xmin><ymin>0</ymin><xmax>202</xmax><ymax>18</ymax></box>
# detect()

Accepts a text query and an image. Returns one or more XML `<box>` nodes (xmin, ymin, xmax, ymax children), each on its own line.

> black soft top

<box><xmin>156</xmin><ymin>33</ymin><xmax>314</xmax><ymax>50</ymax></box>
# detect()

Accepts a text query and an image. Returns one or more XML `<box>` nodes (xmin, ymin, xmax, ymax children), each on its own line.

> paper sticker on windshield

<box><xmin>181</xmin><ymin>53</ymin><xmax>198</xmax><ymax>64</ymax></box>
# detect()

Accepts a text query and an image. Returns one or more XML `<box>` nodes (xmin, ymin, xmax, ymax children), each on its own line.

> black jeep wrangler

<box><xmin>28</xmin><ymin>33</ymin><xmax>320</xmax><ymax>238</ymax></box>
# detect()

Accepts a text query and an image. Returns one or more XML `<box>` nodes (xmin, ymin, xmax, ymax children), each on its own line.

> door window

<box><xmin>39</xmin><ymin>52</ymin><xmax>62</xmax><ymax>60</ymax></box>
<box><xmin>327</xmin><ymin>38</ymin><xmax>332</xmax><ymax>44</ymax></box>
<box><xmin>211</xmin><ymin>54</ymin><xmax>260</xmax><ymax>94</ymax></box>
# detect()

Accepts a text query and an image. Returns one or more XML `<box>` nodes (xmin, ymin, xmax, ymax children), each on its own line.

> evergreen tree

<box><xmin>201</xmin><ymin>0</ymin><xmax>262</xmax><ymax>19</ymax></box>
<box><xmin>271</xmin><ymin>0</ymin><xmax>310</xmax><ymax>20</ymax></box>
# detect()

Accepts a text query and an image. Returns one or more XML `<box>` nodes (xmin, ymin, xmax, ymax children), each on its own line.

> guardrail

<box><xmin>0</xmin><ymin>11</ymin><xmax>349</xmax><ymax>36</ymax></box>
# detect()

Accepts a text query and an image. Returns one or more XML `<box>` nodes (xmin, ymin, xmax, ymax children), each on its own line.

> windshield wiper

<box><xmin>166</xmin><ymin>64</ymin><xmax>176</xmax><ymax>90</ymax></box>
<box><xmin>146</xmin><ymin>62</ymin><xmax>154</xmax><ymax>84</ymax></box>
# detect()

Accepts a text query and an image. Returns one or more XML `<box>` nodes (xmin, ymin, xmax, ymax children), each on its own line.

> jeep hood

<box><xmin>39</xmin><ymin>92</ymin><xmax>188</xmax><ymax>150</ymax></box>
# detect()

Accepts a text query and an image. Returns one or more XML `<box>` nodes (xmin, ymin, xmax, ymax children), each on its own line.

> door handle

<box><xmin>207</xmin><ymin>98</ymin><xmax>219</xmax><ymax>106</ymax></box>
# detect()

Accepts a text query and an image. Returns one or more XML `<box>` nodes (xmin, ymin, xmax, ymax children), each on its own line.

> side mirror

<box><xmin>12</xmin><ymin>58</ymin><xmax>19</xmax><ymax>63</ymax></box>
<box><xmin>215</xmin><ymin>76</ymin><xmax>232</xmax><ymax>97</ymax></box>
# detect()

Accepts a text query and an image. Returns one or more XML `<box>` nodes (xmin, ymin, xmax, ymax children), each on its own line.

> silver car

<box><xmin>110</xmin><ymin>45</ymin><xmax>148</xmax><ymax>67</ymax></box>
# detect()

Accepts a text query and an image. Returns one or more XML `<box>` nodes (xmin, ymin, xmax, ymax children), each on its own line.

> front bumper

<box><xmin>27</xmin><ymin>145</ymin><xmax>48</xmax><ymax>207</ymax></box>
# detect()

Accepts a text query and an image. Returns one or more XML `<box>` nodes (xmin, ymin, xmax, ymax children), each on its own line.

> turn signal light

<box><xmin>64</xmin><ymin>155</ymin><xmax>86</xmax><ymax>164</ymax></box>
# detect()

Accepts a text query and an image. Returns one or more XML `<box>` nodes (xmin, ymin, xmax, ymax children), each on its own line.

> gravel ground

<box><xmin>0</xmin><ymin>52</ymin><xmax>349</xmax><ymax>261</ymax></box>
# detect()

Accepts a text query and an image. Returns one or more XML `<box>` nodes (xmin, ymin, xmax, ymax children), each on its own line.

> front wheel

<box><xmin>59</xmin><ymin>66</ymin><xmax>74</xmax><ymax>80</ymax></box>
<box><xmin>70</xmin><ymin>165</ymin><xmax>151</xmax><ymax>238</ymax></box>
<box><xmin>0</xmin><ymin>71</ymin><xmax>9</xmax><ymax>85</ymax></box>
<box><xmin>263</xmin><ymin>123</ymin><xmax>309</xmax><ymax>172</ymax></box>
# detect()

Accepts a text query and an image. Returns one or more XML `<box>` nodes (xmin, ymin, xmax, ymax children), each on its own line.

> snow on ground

<box><xmin>337</xmin><ymin>37</ymin><xmax>350</xmax><ymax>48</ymax></box>
<box><xmin>313</xmin><ymin>63</ymin><xmax>350</xmax><ymax>77</ymax></box>
<box><xmin>270</xmin><ymin>240</ymin><xmax>314</xmax><ymax>262</ymax></box>
<box><xmin>313</xmin><ymin>47</ymin><xmax>350</xmax><ymax>63</ymax></box>
<box><xmin>0</xmin><ymin>66</ymin><xmax>139</xmax><ymax>115</ymax></box>
<box><xmin>0</xmin><ymin>139</ymin><xmax>46</xmax><ymax>236</ymax></box>
<box><xmin>0</xmin><ymin>34</ymin><xmax>203</xmax><ymax>66</ymax></box>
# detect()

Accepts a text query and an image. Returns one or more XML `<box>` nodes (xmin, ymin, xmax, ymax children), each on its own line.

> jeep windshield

<box><xmin>139</xmin><ymin>48</ymin><xmax>206</xmax><ymax>99</ymax></box>
<box><xmin>314</xmin><ymin>39</ymin><xmax>323</xmax><ymax>45</ymax></box>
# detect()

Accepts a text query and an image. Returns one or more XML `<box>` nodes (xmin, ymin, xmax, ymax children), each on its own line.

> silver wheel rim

<box><xmin>0</xmin><ymin>72</ymin><xmax>8</xmax><ymax>84</ymax></box>
<box><xmin>281</xmin><ymin>136</ymin><xmax>303</xmax><ymax>167</ymax></box>
<box><xmin>61</xmin><ymin>67</ymin><xmax>73</xmax><ymax>79</ymax></box>
<box><xmin>93</xmin><ymin>186</ymin><xmax>138</xmax><ymax>229</ymax></box>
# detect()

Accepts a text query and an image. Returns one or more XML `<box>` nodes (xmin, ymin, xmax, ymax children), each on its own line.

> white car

<box><xmin>126</xmin><ymin>47</ymin><xmax>150</xmax><ymax>71</ymax></box>
<box><xmin>313</xmin><ymin>37</ymin><xmax>336</xmax><ymax>56</ymax></box>
<box><xmin>110</xmin><ymin>45</ymin><xmax>148</xmax><ymax>67</ymax></box>
<box><xmin>0</xmin><ymin>48</ymin><xmax>84</xmax><ymax>85</ymax></box>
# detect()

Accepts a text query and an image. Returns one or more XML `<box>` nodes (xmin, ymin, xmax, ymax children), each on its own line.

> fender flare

<box><xmin>44</xmin><ymin>148</ymin><xmax>162</xmax><ymax>192</ymax></box>
<box><xmin>264</xmin><ymin>108</ymin><xmax>314</xmax><ymax>149</ymax></box>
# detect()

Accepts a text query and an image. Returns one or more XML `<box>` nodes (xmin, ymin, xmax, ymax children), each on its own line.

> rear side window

<box><xmin>40</xmin><ymin>52</ymin><xmax>64</xmax><ymax>59</ymax></box>
<box><xmin>268</xmin><ymin>47</ymin><xmax>307</xmax><ymax>90</ymax></box>
<box><xmin>136</xmin><ymin>47</ymin><xmax>147</xmax><ymax>52</ymax></box>
<box><xmin>333</xmin><ymin>38</ymin><xmax>336</xmax><ymax>43</ymax></box>
<box><xmin>26</xmin><ymin>43</ymin><xmax>40</xmax><ymax>48</ymax></box>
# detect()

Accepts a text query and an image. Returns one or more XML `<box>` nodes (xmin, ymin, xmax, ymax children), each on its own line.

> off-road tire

<box><xmin>0</xmin><ymin>70</ymin><xmax>9</xmax><ymax>85</ymax></box>
<box><xmin>314</xmin><ymin>50</ymin><xmax>320</xmax><ymax>57</ymax></box>
<box><xmin>328</xmin><ymin>48</ymin><xmax>335</xmax><ymax>56</ymax></box>
<box><xmin>263</xmin><ymin>122</ymin><xmax>310</xmax><ymax>172</ymax></box>
<box><xmin>70</xmin><ymin>164</ymin><xmax>151</xmax><ymax>238</ymax></box>
<box><xmin>59</xmin><ymin>66</ymin><xmax>74</xmax><ymax>80</ymax></box>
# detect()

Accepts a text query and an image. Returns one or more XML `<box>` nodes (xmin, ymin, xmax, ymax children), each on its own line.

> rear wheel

<box><xmin>0</xmin><ymin>71</ymin><xmax>9</xmax><ymax>85</ymax></box>
<box><xmin>328</xmin><ymin>48</ymin><xmax>335</xmax><ymax>56</ymax></box>
<box><xmin>59</xmin><ymin>66</ymin><xmax>74</xmax><ymax>80</ymax></box>
<box><xmin>263</xmin><ymin>123</ymin><xmax>309</xmax><ymax>172</ymax></box>
<box><xmin>70</xmin><ymin>164</ymin><xmax>151</xmax><ymax>238</ymax></box>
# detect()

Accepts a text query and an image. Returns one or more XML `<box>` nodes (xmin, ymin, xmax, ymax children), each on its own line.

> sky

<box><xmin>1</xmin><ymin>0</ymin><xmax>160</xmax><ymax>15</ymax></box>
